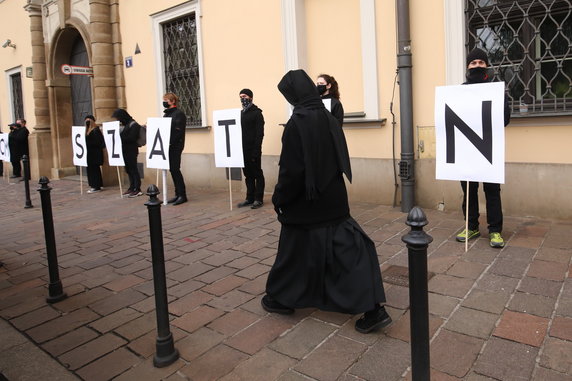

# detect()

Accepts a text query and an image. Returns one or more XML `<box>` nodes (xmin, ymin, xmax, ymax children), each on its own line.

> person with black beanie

<box><xmin>84</xmin><ymin>115</ymin><xmax>105</xmax><ymax>193</ymax></box>
<box><xmin>262</xmin><ymin>69</ymin><xmax>392</xmax><ymax>334</ymax></box>
<box><xmin>455</xmin><ymin>48</ymin><xmax>511</xmax><ymax>248</ymax></box>
<box><xmin>237</xmin><ymin>88</ymin><xmax>265</xmax><ymax>209</ymax></box>
<box><xmin>163</xmin><ymin>92</ymin><xmax>188</xmax><ymax>205</ymax></box>
<box><xmin>111</xmin><ymin>108</ymin><xmax>142</xmax><ymax>197</ymax></box>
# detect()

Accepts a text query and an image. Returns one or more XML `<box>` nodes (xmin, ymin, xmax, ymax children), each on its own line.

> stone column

<box><xmin>90</xmin><ymin>0</ymin><xmax>125</xmax><ymax>185</ymax></box>
<box><xmin>25</xmin><ymin>0</ymin><xmax>53</xmax><ymax>180</ymax></box>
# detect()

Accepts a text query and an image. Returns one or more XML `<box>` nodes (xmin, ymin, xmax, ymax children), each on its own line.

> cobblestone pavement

<box><xmin>0</xmin><ymin>178</ymin><xmax>571</xmax><ymax>381</ymax></box>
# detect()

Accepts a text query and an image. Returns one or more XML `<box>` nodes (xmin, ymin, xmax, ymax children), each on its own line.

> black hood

<box><xmin>278</xmin><ymin>69</ymin><xmax>324</xmax><ymax>114</ymax></box>
<box><xmin>111</xmin><ymin>109</ymin><xmax>133</xmax><ymax>125</ymax></box>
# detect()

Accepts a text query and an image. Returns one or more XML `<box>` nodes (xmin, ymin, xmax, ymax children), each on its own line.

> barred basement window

<box><xmin>162</xmin><ymin>13</ymin><xmax>202</xmax><ymax>127</ymax></box>
<box><xmin>466</xmin><ymin>0</ymin><xmax>572</xmax><ymax>116</ymax></box>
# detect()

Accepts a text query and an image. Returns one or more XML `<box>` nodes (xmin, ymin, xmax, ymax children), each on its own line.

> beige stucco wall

<box><xmin>0</xmin><ymin>0</ymin><xmax>35</xmax><ymax>129</ymax></box>
<box><xmin>0</xmin><ymin>0</ymin><xmax>570</xmax><ymax>218</ymax></box>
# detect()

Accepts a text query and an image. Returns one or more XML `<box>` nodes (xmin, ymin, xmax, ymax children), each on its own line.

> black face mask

<box><xmin>163</xmin><ymin>101</ymin><xmax>170</xmax><ymax>108</ymax></box>
<box><xmin>466</xmin><ymin>67</ymin><xmax>493</xmax><ymax>84</ymax></box>
<box><xmin>316</xmin><ymin>84</ymin><xmax>327</xmax><ymax>95</ymax></box>
<box><xmin>85</xmin><ymin>120</ymin><xmax>91</xmax><ymax>127</ymax></box>
<box><xmin>240</xmin><ymin>97</ymin><xmax>252</xmax><ymax>108</ymax></box>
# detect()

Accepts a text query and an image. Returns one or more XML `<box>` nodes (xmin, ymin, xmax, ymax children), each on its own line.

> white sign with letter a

<box><xmin>103</xmin><ymin>121</ymin><xmax>125</xmax><ymax>166</ymax></box>
<box><xmin>435</xmin><ymin>82</ymin><xmax>506</xmax><ymax>184</ymax></box>
<box><xmin>71</xmin><ymin>126</ymin><xmax>87</xmax><ymax>167</ymax></box>
<box><xmin>213</xmin><ymin>109</ymin><xmax>244</xmax><ymax>168</ymax></box>
<box><xmin>146</xmin><ymin>117</ymin><xmax>171</xmax><ymax>170</ymax></box>
<box><xmin>0</xmin><ymin>133</ymin><xmax>10</xmax><ymax>161</ymax></box>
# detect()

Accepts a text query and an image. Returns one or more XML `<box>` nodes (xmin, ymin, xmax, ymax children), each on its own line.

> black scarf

<box><xmin>277</xmin><ymin>69</ymin><xmax>352</xmax><ymax>200</ymax></box>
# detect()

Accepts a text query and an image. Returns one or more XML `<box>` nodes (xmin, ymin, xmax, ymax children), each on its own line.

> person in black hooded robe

<box><xmin>111</xmin><ymin>108</ymin><xmax>142</xmax><ymax>197</ymax></box>
<box><xmin>262</xmin><ymin>69</ymin><xmax>392</xmax><ymax>333</ymax></box>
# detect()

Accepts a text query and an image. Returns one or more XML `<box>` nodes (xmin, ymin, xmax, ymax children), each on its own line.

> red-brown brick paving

<box><xmin>0</xmin><ymin>179</ymin><xmax>571</xmax><ymax>380</ymax></box>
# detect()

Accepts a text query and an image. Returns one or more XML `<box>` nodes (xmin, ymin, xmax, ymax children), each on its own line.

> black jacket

<box><xmin>321</xmin><ymin>94</ymin><xmax>344</xmax><ymax>126</ymax></box>
<box><xmin>8</xmin><ymin>127</ymin><xmax>29</xmax><ymax>159</ymax></box>
<box><xmin>273</xmin><ymin>69</ymin><xmax>352</xmax><ymax>227</ymax></box>
<box><xmin>241</xmin><ymin>104</ymin><xmax>264</xmax><ymax>159</ymax></box>
<box><xmin>86</xmin><ymin>127</ymin><xmax>105</xmax><ymax>166</ymax></box>
<box><xmin>120</xmin><ymin>120</ymin><xmax>140</xmax><ymax>157</ymax></box>
<box><xmin>163</xmin><ymin>107</ymin><xmax>187</xmax><ymax>150</ymax></box>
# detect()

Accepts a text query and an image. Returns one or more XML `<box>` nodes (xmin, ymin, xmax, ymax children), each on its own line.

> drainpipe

<box><xmin>396</xmin><ymin>0</ymin><xmax>415</xmax><ymax>213</ymax></box>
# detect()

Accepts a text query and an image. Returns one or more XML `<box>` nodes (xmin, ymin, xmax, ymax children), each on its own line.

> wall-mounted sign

<box><xmin>125</xmin><ymin>56</ymin><xmax>133</xmax><ymax>68</ymax></box>
<box><xmin>25</xmin><ymin>66</ymin><xmax>33</xmax><ymax>78</ymax></box>
<box><xmin>61</xmin><ymin>64</ymin><xmax>93</xmax><ymax>76</ymax></box>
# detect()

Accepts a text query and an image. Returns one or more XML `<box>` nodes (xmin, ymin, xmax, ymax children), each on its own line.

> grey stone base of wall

<box><xmin>139</xmin><ymin>153</ymin><xmax>572</xmax><ymax>220</ymax></box>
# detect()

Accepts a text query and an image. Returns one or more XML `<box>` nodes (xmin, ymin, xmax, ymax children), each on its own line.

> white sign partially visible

<box><xmin>146</xmin><ymin>117</ymin><xmax>172</xmax><ymax>170</ymax></box>
<box><xmin>435</xmin><ymin>82</ymin><xmax>506</xmax><ymax>184</ymax></box>
<box><xmin>71</xmin><ymin>126</ymin><xmax>87</xmax><ymax>167</ymax></box>
<box><xmin>0</xmin><ymin>133</ymin><xmax>10</xmax><ymax>161</ymax></box>
<box><xmin>213</xmin><ymin>109</ymin><xmax>244</xmax><ymax>168</ymax></box>
<box><xmin>103</xmin><ymin>121</ymin><xmax>125</xmax><ymax>166</ymax></box>
<box><xmin>61</xmin><ymin>64</ymin><xmax>93</xmax><ymax>76</ymax></box>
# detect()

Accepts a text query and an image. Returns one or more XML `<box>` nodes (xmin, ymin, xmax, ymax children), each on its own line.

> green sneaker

<box><xmin>489</xmin><ymin>232</ymin><xmax>505</xmax><ymax>248</ymax></box>
<box><xmin>456</xmin><ymin>229</ymin><xmax>480</xmax><ymax>242</ymax></box>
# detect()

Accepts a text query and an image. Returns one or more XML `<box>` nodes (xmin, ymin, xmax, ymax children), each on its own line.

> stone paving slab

<box><xmin>0</xmin><ymin>179</ymin><xmax>571</xmax><ymax>380</ymax></box>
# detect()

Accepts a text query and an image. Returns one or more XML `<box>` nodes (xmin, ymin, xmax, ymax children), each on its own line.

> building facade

<box><xmin>1</xmin><ymin>0</ymin><xmax>571</xmax><ymax>219</ymax></box>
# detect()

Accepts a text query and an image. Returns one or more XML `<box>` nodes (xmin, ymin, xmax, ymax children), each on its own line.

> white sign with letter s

<box><xmin>71</xmin><ymin>126</ymin><xmax>87</xmax><ymax>167</ymax></box>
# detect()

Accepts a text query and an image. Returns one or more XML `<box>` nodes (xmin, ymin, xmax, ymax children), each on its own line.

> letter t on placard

<box><xmin>218</xmin><ymin>119</ymin><xmax>236</xmax><ymax>157</ymax></box>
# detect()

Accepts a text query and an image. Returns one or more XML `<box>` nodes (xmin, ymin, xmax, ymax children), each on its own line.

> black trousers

<box><xmin>169</xmin><ymin>147</ymin><xmax>186</xmax><ymax>197</ymax></box>
<box><xmin>124</xmin><ymin>153</ymin><xmax>141</xmax><ymax>191</ymax></box>
<box><xmin>242</xmin><ymin>155</ymin><xmax>265</xmax><ymax>202</ymax></box>
<box><xmin>11</xmin><ymin>157</ymin><xmax>21</xmax><ymax>177</ymax></box>
<box><xmin>87</xmin><ymin>164</ymin><xmax>103</xmax><ymax>189</ymax></box>
<box><xmin>460</xmin><ymin>181</ymin><xmax>503</xmax><ymax>233</ymax></box>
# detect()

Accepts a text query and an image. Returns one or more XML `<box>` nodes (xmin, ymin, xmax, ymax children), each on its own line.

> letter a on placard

<box><xmin>148</xmin><ymin>130</ymin><xmax>166</xmax><ymax>160</ymax></box>
<box><xmin>145</xmin><ymin>117</ymin><xmax>171</xmax><ymax>170</ymax></box>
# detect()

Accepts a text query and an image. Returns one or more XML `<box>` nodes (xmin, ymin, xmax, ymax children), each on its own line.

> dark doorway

<box><xmin>69</xmin><ymin>36</ymin><xmax>92</xmax><ymax>126</ymax></box>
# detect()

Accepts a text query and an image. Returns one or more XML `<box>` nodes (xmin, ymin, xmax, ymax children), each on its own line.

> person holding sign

<box><xmin>263</xmin><ymin>70</ymin><xmax>391</xmax><ymax>334</ymax></box>
<box><xmin>111</xmin><ymin>109</ymin><xmax>143</xmax><ymax>197</ymax></box>
<box><xmin>84</xmin><ymin>115</ymin><xmax>105</xmax><ymax>193</ymax></box>
<box><xmin>8</xmin><ymin>122</ymin><xmax>29</xmax><ymax>178</ymax></box>
<box><xmin>162</xmin><ymin>93</ymin><xmax>188</xmax><ymax>205</ymax></box>
<box><xmin>316</xmin><ymin>74</ymin><xmax>344</xmax><ymax>126</ymax></box>
<box><xmin>456</xmin><ymin>48</ymin><xmax>511</xmax><ymax>248</ymax></box>
<box><xmin>237</xmin><ymin>89</ymin><xmax>265</xmax><ymax>209</ymax></box>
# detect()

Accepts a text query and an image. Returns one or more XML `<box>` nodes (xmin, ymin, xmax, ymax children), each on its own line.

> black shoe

<box><xmin>10</xmin><ymin>175</ymin><xmax>20</xmax><ymax>179</ymax></box>
<box><xmin>237</xmin><ymin>200</ymin><xmax>254</xmax><ymax>208</ymax></box>
<box><xmin>172</xmin><ymin>196</ymin><xmax>188</xmax><ymax>205</ymax></box>
<box><xmin>355</xmin><ymin>306</ymin><xmax>392</xmax><ymax>333</ymax></box>
<box><xmin>261</xmin><ymin>295</ymin><xmax>294</xmax><ymax>315</ymax></box>
<box><xmin>251</xmin><ymin>201</ymin><xmax>263</xmax><ymax>209</ymax></box>
<box><xmin>167</xmin><ymin>197</ymin><xmax>179</xmax><ymax>204</ymax></box>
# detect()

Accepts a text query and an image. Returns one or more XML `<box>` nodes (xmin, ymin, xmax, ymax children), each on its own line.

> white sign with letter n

<box><xmin>213</xmin><ymin>109</ymin><xmax>244</xmax><ymax>168</ymax></box>
<box><xmin>146</xmin><ymin>117</ymin><xmax>172</xmax><ymax>170</ymax></box>
<box><xmin>71</xmin><ymin>126</ymin><xmax>87</xmax><ymax>167</ymax></box>
<box><xmin>103</xmin><ymin>121</ymin><xmax>125</xmax><ymax>166</ymax></box>
<box><xmin>435</xmin><ymin>82</ymin><xmax>506</xmax><ymax>184</ymax></box>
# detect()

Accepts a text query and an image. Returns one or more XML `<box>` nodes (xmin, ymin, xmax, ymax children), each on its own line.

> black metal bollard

<box><xmin>22</xmin><ymin>155</ymin><xmax>33</xmax><ymax>208</ymax></box>
<box><xmin>402</xmin><ymin>206</ymin><xmax>433</xmax><ymax>381</ymax></box>
<box><xmin>38</xmin><ymin>177</ymin><xmax>67</xmax><ymax>303</ymax></box>
<box><xmin>145</xmin><ymin>184</ymin><xmax>179</xmax><ymax>368</ymax></box>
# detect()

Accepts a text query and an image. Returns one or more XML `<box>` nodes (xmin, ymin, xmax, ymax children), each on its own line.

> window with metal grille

<box><xmin>466</xmin><ymin>0</ymin><xmax>572</xmax><ymax>116</ymax></box>
<box><xmin>10</xmin><ymin>72</ymin><xmax>24</xmax><ymax>120</ymax></box>
<box><xmin>162</xmin><ymin>13</ymin><xmax>202</xmax><ymax>127</ymax></box>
